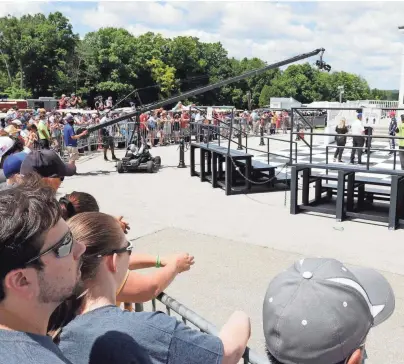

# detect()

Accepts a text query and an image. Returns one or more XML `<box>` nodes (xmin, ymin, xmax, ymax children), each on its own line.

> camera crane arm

<box><xmin>87</xmin><ymin>48</ymin><xmax>325</xmax><ymax>133</ymax></box>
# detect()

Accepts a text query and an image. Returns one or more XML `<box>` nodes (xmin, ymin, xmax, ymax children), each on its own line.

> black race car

<box><xmin>117</xmin><ymin>138</ymin><xmax>161</xmax><ymax>173</ymax></box>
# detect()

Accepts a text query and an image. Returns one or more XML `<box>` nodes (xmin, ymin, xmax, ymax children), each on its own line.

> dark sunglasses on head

<box><xmin>97</xmin><ymin>241</ymin><xmax>133</xmax><ymax>258</ymax></box>
<box><xmin>25</xmin><ymin>230</ymin><xmax>74</xmax><ymax>265</ymax></box>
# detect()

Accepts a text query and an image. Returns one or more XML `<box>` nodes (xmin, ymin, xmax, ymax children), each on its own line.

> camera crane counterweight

<box><xmin>87</xmin><ymin>48</ymin><xmax>326</xmax><ymax>133</ymax></box>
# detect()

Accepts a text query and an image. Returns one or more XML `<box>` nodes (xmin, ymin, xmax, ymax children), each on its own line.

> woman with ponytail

<box><xmin>57</xmin><ymin>192</ymin><xmax>195</xmax><ymax>307</ymax></box>
<box><xmin>50</xmin><ymin>212</ymin><xmax>247</xmax><ymax>364</ymax></box>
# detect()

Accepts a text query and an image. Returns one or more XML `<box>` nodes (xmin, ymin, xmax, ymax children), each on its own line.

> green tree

<box><xmin>146</xmin><ymin>57</ymin><xmax>176</xmax><ymax>97</ymax></box>
<box><xmin>0</xmin><ymin>12</ymin><xmax>78</xmax><ymax>97</ymax></box>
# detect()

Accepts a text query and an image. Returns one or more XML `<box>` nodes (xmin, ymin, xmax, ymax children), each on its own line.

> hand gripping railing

<box><xmin>128</xmin><ymin>293</ymin><xmax>270</xmax><ymax>364</ymax></box>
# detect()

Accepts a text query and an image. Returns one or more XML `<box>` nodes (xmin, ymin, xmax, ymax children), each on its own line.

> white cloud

<box><xmin>4</xmin><ymin>1</ymin><xmax>404</xmax><ymax>92</ymax></box>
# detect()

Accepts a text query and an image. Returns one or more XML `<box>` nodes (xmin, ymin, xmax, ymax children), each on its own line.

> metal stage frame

<box><xmin>289</xmin><ymin>107</ymin><xmax>404</xmax><ymax>230</ymax></box>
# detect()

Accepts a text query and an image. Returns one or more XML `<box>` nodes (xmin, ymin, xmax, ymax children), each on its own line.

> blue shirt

<box><xmin>0</xmin><ymin>329</ymin><xmax>72</xmax><ymax>363</ymax></box>
<box><xmin>63</xmin><ymin>124</ymin><xmax>77</xmax><ymax>147</ymax></box>
<box><xmin>58</xmin><ymin>305</ymin><xmax>224</xmax><ymax>364</ymax></box>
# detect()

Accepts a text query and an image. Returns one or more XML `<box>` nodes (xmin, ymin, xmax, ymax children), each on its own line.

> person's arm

<box><xmin>218</xmin><ymin>311</ymin><xmax>251</xmax><ymax>364</ymax></box>
<box><xmin>117</xmin><ymin>254</ymin><xmax>194</xmax><ymax>303</ymax></box>
<box><xmin>128</xmin><ymin>253</ymin><xmax>159</xmax><ymax>270</ymax></box>
<box><xmin>128</xmin><ymin>253</ymin><xmax>188</xmax><ymax>270</ymax></box>
<box><xmin>71</xmin><ymin>129</ymin><xmax>88</xmax><ymax>139</ymax></box>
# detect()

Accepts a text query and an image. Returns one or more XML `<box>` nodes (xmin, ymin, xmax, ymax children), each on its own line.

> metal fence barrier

<box><xmin>126</xmin><ymin>293</ymin><xmax>270</xmax><ymax>364</ymax></box>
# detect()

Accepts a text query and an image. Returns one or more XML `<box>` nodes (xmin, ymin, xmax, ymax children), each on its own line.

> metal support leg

<box><xmin>357</xmin><ymin>184</ymin><xmax>365</xmax><ymax>210</ymax></box>
<box><xmin>389</xmin><ymin>175</ymin><xmax>400</xmax><ymax>230</ymax></box>
<box><xmin>302</xmin><ymin>168</ymin><xmax>310</xmax><ymax>206</ymax></box>
<box><xmin>190</xmin><ymin>145</ymin><xmax>196</xmax><ymax>176</ymax></box>
<box><xmin>218</xmin><ymin>155</ymin><xmax>224</xmax><ymax>180</ymax></box>
<box><xmin>225</xmin><ymin>155</ymin><xmax>232</xmax><ymax>196</ymax></box>
<box><xmin>212</xmin><ymin>152</ymin><xmax>218</xmax><ymax>188</ymax></box>
<box><xmin>207</xmin><ymin>151</ymin><xmax>212</xmax><ymax>175</ymax></box>
<box><xmin>200</xmin><ymin>149</ymin><xmax>205</xmax><ymax>182</ymax></box>
<box><xmin>290</xmin><ymin>166</ymin><xmax>299</xmax><ymax>214</ymax></box>
<box><xmin>245</xmin><ymin>157</ymin><xmax>252</xmax><ymax>191</ymax></box>
<box><xmin>346</xmin><ymin>173</ymin><xmax>355</xmax><ymax>212</ymax></box>
<box><xmin>336</xmin><ymin>170</ymin><xmax>346</xmax><ymax>222</ymax></box>
<box><xmin>315</xmin><ymin>178</ymin><xmax>322</xmax><ymax>203</ymax></box>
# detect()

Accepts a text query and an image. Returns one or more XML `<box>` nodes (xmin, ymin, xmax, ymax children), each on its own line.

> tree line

<box><xmin>0</xmin><ymin>12</ymin><xmax>397</xmax><ymax>109</ymax></box>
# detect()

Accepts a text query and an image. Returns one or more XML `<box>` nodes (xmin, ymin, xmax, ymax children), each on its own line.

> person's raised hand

<box><xmin>162</xmin><ymin>253</ymin><xmax>195</xmax><ymax>273</ymax></box>
<box><xmin>116</xmin><ymin>216</ymin><xmax>130</xmax><ymax>234</ymax></box>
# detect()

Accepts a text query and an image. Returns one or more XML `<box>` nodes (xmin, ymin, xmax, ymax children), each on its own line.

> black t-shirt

<box><xmin>335</xmin><ymin>126</ymin><xmax>348</xmax><ymax>134</ymax></box>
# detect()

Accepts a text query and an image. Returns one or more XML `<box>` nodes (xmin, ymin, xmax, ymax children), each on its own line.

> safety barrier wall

<box><xmin>126</xmin><ymin>293</ymin><xmax>270</xmax><ymax>364</ymax></box>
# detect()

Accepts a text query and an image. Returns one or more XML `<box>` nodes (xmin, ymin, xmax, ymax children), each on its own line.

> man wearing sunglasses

<box><xmin>0</xmin><ymin>183</ymin><xmax>86</xmax><ymax>363</ymax></box>
<box><xmin>263</xmin><ymin>258</ymin><xmax>395</xmax><ymax>364</ymax></box>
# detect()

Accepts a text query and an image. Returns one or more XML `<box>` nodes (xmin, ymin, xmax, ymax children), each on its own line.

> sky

<box><xmin>3</xmin><ymin>1</ymin><xmax>404</xmax><ymax>91</ymax></box>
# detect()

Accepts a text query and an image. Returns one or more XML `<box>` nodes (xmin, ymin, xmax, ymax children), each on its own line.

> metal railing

<box><xmin>199</xmin><ymin>120</ymin><xmax>297</xmax><ymax>164</ymax></box>
<box><xmin>127</xmin><ymin>293</ymin><xmax>270</xmax><ymax>364</ymax></box>
<box><xmin>290</xmin><ymin>130</ymin><xmax>404</xmax><ymax>172</ymax></box>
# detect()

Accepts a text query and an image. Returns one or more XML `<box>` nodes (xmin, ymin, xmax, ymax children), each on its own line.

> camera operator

<box><xmin>69</xmin><ymin>93</ymin><xmax>82</xmax><ymax>109</ymax></box>
<box><xmin>105</xmin><ymin>96</ymin><xmax>113</xmax><ymax>109</ymax></box>
<box><xmin>100</xmin><ymin>113</ymin><xmax>119</xmax><ymax>162</ymax></box>
<box><xmin>59</xmin><ymin>94</ymin><xmax>67</xmax><ymax>109</ymax></box>
<box><xmin>94</xmin><ymin>96</ymin><xmax>104</xmax><ymax>111</ymax></box>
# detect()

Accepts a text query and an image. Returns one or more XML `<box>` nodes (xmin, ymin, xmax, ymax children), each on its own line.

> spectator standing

<box><xmin>69</xmin><ymin>93</ymin><xmax>82</xmax><ymax>109</ymax></box>
<box><xmin>59</xmin><ymin>94</ymin><xmax>67</xmax><ymax>109</ymax></box>
<box><xmin>25</xmin><ymin>124</ymin><xmax>39</xmax><ymax>151</ymax></box>
<box><xmin>105</xmin><ymin>96</ymin><xmax>113</xmax><ymax>109</ymax></box>
<box><xmin>100</xmin><ymin>113</ymin><xmax>118</xmax><ymax>161</ymax></box>
<box><xmin>333</xmin><ymin>117</ymin><xmax>348</xmax><ymax>163</ymax></box>
<box><xmin>147</xmin><ymin>112</ymin><xmax>157</xmax><ymax>147</ymax></box>
<box><xmin>37</xmin><ymin>110</ymin><xmax>51</xmax><ymax>150</ymax></box>
<box><xmin>63</xmin><ymin>115</ymin><xmax>88</xmax><ymax>165</ymax></box>
<box><xmin>350</xmin><ymin>112</ymin><xmax>365</xmax><ymax>165</ymax></box>
<box><xmin>395</xmin><ymin>114</ymin><xmax>404</xmax><ymax>170</ymax></box>
<box><xmin>263</xmin><ymin>258</ymin><xmax>395</xmax><ymax>364</ymax></box>
<box><xmin>0</xmin><ymin>183</ymin><xmax>86</xmax><ymax>363</ymax></box>
<box><xmin>389</xmin><ymin>115</ymin><xmax>398</xmax><ymax>154</ymax></box>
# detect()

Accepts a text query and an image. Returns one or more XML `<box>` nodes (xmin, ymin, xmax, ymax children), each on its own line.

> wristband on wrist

<box><xmin>156</xmin><ymin>255</ymin><xmax>161</xmax><ymax>268</ymax></box>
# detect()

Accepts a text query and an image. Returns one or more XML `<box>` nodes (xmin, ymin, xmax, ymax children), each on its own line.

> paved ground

<box><xmin>60</xmin><ymin>135</ymin><xmax>404</xmax><ymax>364</ymax></box>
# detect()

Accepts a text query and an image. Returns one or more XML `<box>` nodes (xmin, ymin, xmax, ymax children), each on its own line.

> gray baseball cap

<box><xmin>263</xmin><ymin>258</ymin><xmax>395</xmax><ymax>364</ymax></box>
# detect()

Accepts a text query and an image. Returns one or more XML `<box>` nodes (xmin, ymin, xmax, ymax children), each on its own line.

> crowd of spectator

<box><xmin>0</xmin><ymin>95</ymin><xmax>398</xmax><ymax>364</ymax></box>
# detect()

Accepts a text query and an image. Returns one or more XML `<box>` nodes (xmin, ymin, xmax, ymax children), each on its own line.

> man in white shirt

<box><xmin>350</xmin><ymin>113</ymin><xmax>365</xmax><ymax>164</ymax></box>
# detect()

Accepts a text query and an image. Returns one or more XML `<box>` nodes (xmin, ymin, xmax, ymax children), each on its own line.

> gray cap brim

<box><xmin>348</xmin><ymin>266</ymin><xmax>395</xmax><ymax>326</ymax></box>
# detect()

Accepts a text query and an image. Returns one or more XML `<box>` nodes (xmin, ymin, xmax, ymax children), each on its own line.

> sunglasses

<box><xmin>25</xmin><ymin>230</ymin><xmax>74</xmax><ymax>265</ymax></box>
<box><xmin>97</xmin><ymin>241</ymin><xmax>133</xmax><ymax>258</ymax></box>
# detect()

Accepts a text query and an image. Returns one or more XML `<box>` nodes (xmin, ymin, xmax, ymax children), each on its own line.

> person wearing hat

<box><xmin>350</xmin><ymin>113</ymin><xmax>365</xmax><ymax>165</ymax></box>
<box><xmin>20</xmin><ymin>149</ymin><xmax>77</xmax><ymax>192</ymax></box>
<box><xmin>395</xmin><ymin>114</ymin><xmax>404</xmax><ymax>169</ymax></box>
<box><xmin>2</xmin><ymin>151</ymin><xmax>27</xmax><ymax>185</ymax></box>
<box><xmin>263</xmin><ymin>258</ymin><xmax>395</xmax><ymax>364</ymax></box>
<box><xmin>63</xmin><ymin>114</ymin><xmax>88</xmax><ymax>165</ymax></box>
<box><xmin>0</xmin><ymin>136</ymin><xmax>25</xmax><ymax>168</ymax></box>
<box><xmin>69</xmin><ymin>93</ymin><xmax>81</xmax><ymax>109</ymax></box>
